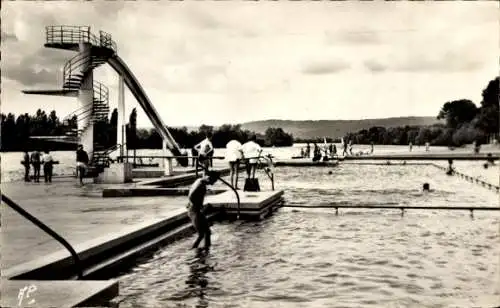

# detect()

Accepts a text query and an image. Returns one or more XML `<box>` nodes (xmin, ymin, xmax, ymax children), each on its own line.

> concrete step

<box><xmin>3</xmin><ymin>207</ymin><xmax>206</xmax><ymax>280</ymax></box>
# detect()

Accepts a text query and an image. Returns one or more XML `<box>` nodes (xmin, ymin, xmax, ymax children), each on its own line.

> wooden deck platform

<box><xmin>1</xmin><ymin>279</ymin><xmax>118</xmax><ymax>308</ymax></box>
<box><xmin>207</xmin><ymin>190</ymin><xmax>284</xmax><ymax>220</ymax></box>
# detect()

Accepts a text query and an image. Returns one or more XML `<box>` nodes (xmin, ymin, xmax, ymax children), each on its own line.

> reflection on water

<box><xmin>172</xmin><ymin>249</ymin><xmax>213</xmax><ymax>308</ymax></box>
<box><xmin>114</xmin><ymin>164</ymin><xmax>500</xmax><ymax>308</ymax></box>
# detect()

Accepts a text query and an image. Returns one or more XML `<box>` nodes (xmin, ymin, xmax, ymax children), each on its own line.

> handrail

<box><xmin>195</xmin><ymin>161</ymin><xmax>242</xmax><ymax>220</ymax></box>
<box><xmin>46</xmin><ymin>25</ymin><xmax>117</xmax><ymax>53</ymax></box>
<box><xmin>62</xmin><ymin>81</ymin><xmax>109</xmax><ymax>123</ymax></box>
<box><xmin>62</xmin><ymin>105</ymin><xmax>93</xmax><ymax>122</ymax></box>
<box><xmin>63</xmin><ymin>50</ymin><xmax>91</xmax><ymax>89</ymax></box>
<box><xmin>1</xmin><ymin>194</ymin><xmax>83</xmax><ymax>279</ymax></box>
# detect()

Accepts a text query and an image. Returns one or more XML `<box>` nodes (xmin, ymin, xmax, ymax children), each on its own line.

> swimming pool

<box><xmin>115</xmin><ymin>164</ymin><xmax>500</xmax><ymax>307</ymax></box>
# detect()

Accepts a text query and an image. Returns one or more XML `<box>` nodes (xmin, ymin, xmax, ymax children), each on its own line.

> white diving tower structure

<box><xmin>23</xmin><ymin>26</ymin><xmax>188</xmax><ymax>182</ymax></box>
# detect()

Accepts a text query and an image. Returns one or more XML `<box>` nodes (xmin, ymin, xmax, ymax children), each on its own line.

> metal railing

<box><xmin>46</xmin><ymin>25</ymin><xmax>117</xmax><ymax>53</ymax></box>
<box><xmin>62</xmin><ymin>50</ymin><xmax>91</xmax><ymax>89</ymax></box>
<box><xmin>92</xmin><ymin>144</ymin><xmax>124</xmax><ymax>167</ymax></box>
<box><xmin>194</xmin><ymin>160</ymin><xmax>242</xmax><ymax>220</ymax></box>
<box><xmin>1</xmin><ymin>194</ymin><xmax>83</xmax><ymax>279</ymax></box>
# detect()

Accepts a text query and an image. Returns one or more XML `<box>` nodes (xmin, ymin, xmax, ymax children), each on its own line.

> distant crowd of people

<box><xmin>22</xmin><ymin>150</ymin><xmax>54</xmax><ymax>183</ymax></box>
<box><xmin>299</xmin><ymin>140</ymin><xmax>375</xmax><ymax>160</ymax></box>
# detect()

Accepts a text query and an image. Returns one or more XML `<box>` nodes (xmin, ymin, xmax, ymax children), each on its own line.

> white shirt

<box><xmin>42</xmin><ymin>153</ymin><xmax>53</xmax><ymax>163</ymax></box>
<box><xmin>226</xmin><ymin>140</ymin><xmax>242</xmax><ymax>162</ymax></box>
<box><xmin>195</xmin><ymin>138</ymin><xmax>214</xmax><ymax>156</ymax></box>
<box><xmin>241</xmin><ymin>141</ymin><xmax>262</xmax><ymax>164</ymax></box>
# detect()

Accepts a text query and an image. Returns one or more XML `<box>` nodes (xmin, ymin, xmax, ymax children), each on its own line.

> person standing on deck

<box><xmin>76</xmin><ymin>145</ymin><xmax>89</xmax><ymax>185</ymax></box>
<box><xmin>30</xmin><ymin>150</ymin><xmax>41</xmax><ymax>183</ymax></box>
<box><xmin>241</xmin><ymin>135</ymin><xmax>262</xmax><ymax>179</ymax></box>
<box><xmin>191</xmin><ymin>147</ymin><xmax>198</xmax><ymax>167</ymax></box>
<box><xmin>194</xmin><ymin>132</ymin><xmax>214</xmax><ymax>175</ymax></box>
<box><xmin>370</xmin><ymin>142</ymin><xmax>374</xmax><ymax>154</ymax></box>
<box><xmin>306</xmin><ymin>143</ymin><xmax>311</xmax><ymax>158</ymax></box>
<box><xmin>343</xmin><ymin>140</ymin><xmax>348</xmax><ymax>156</ymax></box>
<box><xmin>42</xmin><ymin>150</ymin><xmax>54</xmax><ymax>183</ymax></box>
<box><xmin>226</xmin><ymin>139</ymin><xmax>243</xmax><ymax>189</ymax></box>
<box><xmin>187</xmin><ymin>171</ymin><xmax>219</xmax><ymax>251</ymax></box>
<box><xmin>22</xmin><ymin>151</ymin><xmax>31</xmax><ymax>182</ymax></box>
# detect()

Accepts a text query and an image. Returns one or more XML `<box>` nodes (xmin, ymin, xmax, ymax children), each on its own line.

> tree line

<box><xmin>342</xmin><ymin>76</ymin><xmax>499</xmax><ymax>147</ymax></box>
<box><xmin>1</xmin><ymin>76</ymin><xmax>497</xmax><ymax>151</ymax></box>
<box><xmin>0</xmin><ymin>107</ymin><xmax>294</xmax><ymax>151</ymax></box>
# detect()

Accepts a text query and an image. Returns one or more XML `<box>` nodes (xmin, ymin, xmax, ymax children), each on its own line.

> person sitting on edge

<box><xmin>241</xmin><ymin>135</ymin><xmax>262</xmax><ymax>179</ymax></box>
<box><xmin>76</xmin><ymin>145</ymin><xmax>89</xmax><ymax>185</ymax></box>
<box><xmin>22</xmin><ymin>151</ymin><xmax>31</xmax><ymax>182</ymax></box>
<box><xmin>42</xmin><ymin>150</ymin><xmax>54</xmax><ymax>183</ymax></box>
<box><xmin>226</xmin><ymin>139</ymin><xmax>243</xmax><ymax>189</ymax></box>
<box><xmin>30</xmin><ymin>150</ymin><xmax>41</xmax><ymax>183</ymax></box>
<box><xmin>194</xmin><ymin>132</ymin><xmax>214</xmax><ymax>175</ymax></box>
<box><xmin>446</xmin><ymin>159</ymin><xmax>455</xmax><ymax>175</ymax></box>
<box><xmin>187</xmin><ymin>171</ymin><xmax>220</xmax><ymax>251</ymax></box>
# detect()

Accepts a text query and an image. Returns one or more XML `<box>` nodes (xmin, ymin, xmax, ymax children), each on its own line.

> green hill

<box><xmin>239</xmin><ymin>117</ymin><xmax>442</xmax><ymax>139</ymax></box>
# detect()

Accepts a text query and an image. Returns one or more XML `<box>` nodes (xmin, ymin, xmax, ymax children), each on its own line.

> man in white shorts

<box><xmin>241</xmin><ymin>135</ymin><xmax>262</xmax><ymax>179</ymax></box>
<box><xmin>194</xmin><ymin>132</ymin><xmax>214</xmax><ymax>175</ymax></box>
<box><xmin>226</xmin><ymin>139</ymin><xmax>243</xmax><ymax>189</ymax></box>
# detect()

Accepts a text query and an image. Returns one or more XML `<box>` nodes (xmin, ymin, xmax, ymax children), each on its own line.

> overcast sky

<box><xmin>2</xmin><ymin>1</ymin><xmax>498</xmax><ymax>128</ymax></box>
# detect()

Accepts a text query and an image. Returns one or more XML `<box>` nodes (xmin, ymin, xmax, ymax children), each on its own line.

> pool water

<box><xmin>115</xmin><ymin>164</ymin><xmax>499</xmax><ymax>308</ymax></box>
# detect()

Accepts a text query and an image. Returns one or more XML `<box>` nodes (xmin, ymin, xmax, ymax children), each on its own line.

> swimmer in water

<box><xmin>187</xmin><ymin>171</ymin><xmax>220</xmax><ymax>251</ymax></box>
<box><xmin>423</xmin><ymin>183</ymin><xmax>431</xmax><ymax>192</ymax></box>
<box><xmin>446</xmin><ymin>159</ymin><xmax>454</xmax><ymax>175</ymax></box>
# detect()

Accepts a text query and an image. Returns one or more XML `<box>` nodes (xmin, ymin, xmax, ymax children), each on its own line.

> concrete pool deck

<box><xmin>1</xmin><ymin>178</ymin><xmax>205</xmax><ymax>306</ymax></box>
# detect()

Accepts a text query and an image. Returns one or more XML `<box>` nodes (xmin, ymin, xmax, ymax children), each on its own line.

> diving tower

<box><xmin>23</xmin><ymin>26</ymin><xmax>188</xmax><ymax>181</ymax></box>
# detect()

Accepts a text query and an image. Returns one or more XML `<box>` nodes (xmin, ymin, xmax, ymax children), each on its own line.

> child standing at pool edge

<box><xmin>187</xmin><ymin>171</ymin><xmax>220</xmax><ymax>251</ymax></box>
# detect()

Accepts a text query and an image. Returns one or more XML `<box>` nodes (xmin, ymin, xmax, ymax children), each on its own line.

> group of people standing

<box><xmin>189</xmin><ymin>132</ymin><xmax>263</xmax><ymax>190</ymax></box>
<box><xmin>301</xmin><ymin>142</ymin><xmax>338</xmax><ymax>161</ymax></box>
<box><xmin>22</xmin><ymin>150</ymin><xmax>54</xmax><ymax>183</ymax></box>
<box><xmin>186</xmin><ymin>133</ymin><xmax>263</xmax><ymax>252</ymax></box>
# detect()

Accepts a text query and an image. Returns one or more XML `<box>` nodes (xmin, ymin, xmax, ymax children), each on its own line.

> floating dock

<box><xmin>207</xmin><ymin>190</ymin><xmax>285</xmax><ymax>220</ymax></box>
<box><xmin>343</xmin><ymin>153</ymin><xmax>499</xmax><ymax>161</ymax></box>
<box><xmin>274</xmin><ymin>159</ymin><xmax>339</xmax><ymax>167</ymax></box>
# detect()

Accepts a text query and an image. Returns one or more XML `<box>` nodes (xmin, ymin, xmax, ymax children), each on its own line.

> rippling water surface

<box><xmin>115</xmin><ymin>164</ymin><xmax>500</xmax><ymax>308</ymax></box>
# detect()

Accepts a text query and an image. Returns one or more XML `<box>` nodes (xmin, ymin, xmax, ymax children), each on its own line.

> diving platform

<box><xmin>22</xmin><ymin>89</ymin><xmax>78</xmax><ymax>97</ymax></box>
<box><xmin>207</xmin><ymin>190</ymin><xmax>285</xmax><ymax>220</ymax></box>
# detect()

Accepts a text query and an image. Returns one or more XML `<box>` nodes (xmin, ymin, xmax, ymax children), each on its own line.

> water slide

<box><xmin>107</xmin><ymin>55</ymin><xmax>188</xmax><ymax>166</ymax></box>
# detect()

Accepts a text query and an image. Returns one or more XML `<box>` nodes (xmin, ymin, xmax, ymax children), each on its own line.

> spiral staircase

<box><xmin>45</xmin><ymin>26</ymin><xmax>117</xmax><ymax>175</ymax></box>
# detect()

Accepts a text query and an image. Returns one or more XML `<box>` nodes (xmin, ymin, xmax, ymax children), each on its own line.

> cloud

<box><xmin>327</xmin><ymin>30</ymin><xmax>381</xmax><ymax>45</ymax></box>
<box><xmin>1</xmin><ymin>31</ymin><xmax>18</xmax><ymax>43</ymax></box>
<box><xmin>3</xmin><ymin>47</ymin><xmax>73</xmax><ymax>87</ymax></box>
<box><xmin>302</xmin><ymin>59</ymin><xmax>351</xmax><ymax>75</ymax></box>
<box><xmin>364</xmin><ymin>59</ymin><xmax>387</xmax><ymax>73</ymax></box>
<box><xmin>394</xmin><ymin>51</ymin><xmax>485</xmax><ymax>73</ymax></box>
